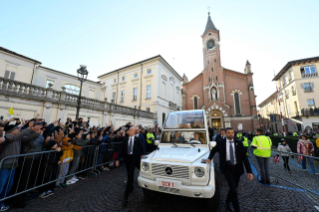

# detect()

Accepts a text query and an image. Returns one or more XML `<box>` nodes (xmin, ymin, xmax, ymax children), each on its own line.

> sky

<box><xmin>1</xmin><ymin>0</ymin><xmax>318</xmax><ymax>106</ymax></box>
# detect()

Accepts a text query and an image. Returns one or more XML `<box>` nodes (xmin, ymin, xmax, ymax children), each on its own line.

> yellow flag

<box><xmin>8</xmin><ymin>107</ymin><xmax>14</xmax><ymax>116</ymax></box>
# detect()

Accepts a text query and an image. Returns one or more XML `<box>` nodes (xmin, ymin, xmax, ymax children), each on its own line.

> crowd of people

<box><xmin>0</xmin><ymin>115</ymin><xmax>161</xmax><ymax>211</ymax></box>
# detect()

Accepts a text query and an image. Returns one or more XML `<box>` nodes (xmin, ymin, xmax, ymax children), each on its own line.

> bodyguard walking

<box><xmin>115</xmin><ymin>126</ymin><xmax>145</xmax><ymax>206</ymax></box>
<box><xmin>251</xmin><ymin>128</ymin><xmax>272</xmax><ymax>184</ymax></box>
<box><xmin>207</xmin><ymin>128</ymin><xmax>253</xmax><ymax>212</ymax></box>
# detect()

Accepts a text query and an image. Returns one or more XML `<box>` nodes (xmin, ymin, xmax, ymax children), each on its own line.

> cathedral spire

<box><xmin>203</xmin><ymin>12</ymin><xmax>217</xmax><ymax>35</ymax></box>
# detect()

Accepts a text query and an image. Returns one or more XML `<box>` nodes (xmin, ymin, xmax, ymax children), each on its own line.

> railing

<box><xmin>0</xmin><ymin>142</ymin><xmax>123</xmax><ymax>202</ymax></box>
<box><xmin>300</xmin><ymin>108</ymin><xmax>319</xmax><ymax>116</ymax></box>
<box><xmin>302</xmin><ymin>72</ymin><xmax>318</xmax><ymax>78</ymax></box>
<box><xmin>0</xmin><ymin>77</ymin><xmax>155</xmax><ymax>119</ymax></box>
<box><xmin>304</xmin><ymin>87</ymin><xmax>313</xmax><ymax>92</ymax></box>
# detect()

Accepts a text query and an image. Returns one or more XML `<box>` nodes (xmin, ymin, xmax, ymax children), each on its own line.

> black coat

<box><xmin>208</xmin><ymin>138</ymin><xmax>252</xmax><ymax>176</ymax></box>
<box><xmin>116</xmin><ymin>136</ymin><xmax>145</xmax><ymax>166</ymax></box>
<box><xmin>208</xmin><ymin>127</ymin><xmax>214</xmax><ymax>141</ymax></box>
<box><xmin>215</xmin><ymin>134</ymin><xmax>225</xmax><ymax>142</ymax></box>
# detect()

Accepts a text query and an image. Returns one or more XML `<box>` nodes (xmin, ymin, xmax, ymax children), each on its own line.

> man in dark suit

<box><xmin>115</xmin><ymin>126</ymin><xmax>145</xmax><ymax>206</ymax></box>
<box><xmin>135</xmin><ymin>125</ymin><xmax>146</xmax><ymax>170</ymax></box>
<box><xmin>207</xmin><ymin>128</ymin><xmax>253</xmax><ymax>212</ymax></box>
<box><xmin>214</xmin><ymin>128</ymin><xmax>226</xmax><ymax>142</ymax></box>
<box><xmin>208</xmin><ymin>123</ymin><xmax>214</xmax><ymax>141</ymax></box>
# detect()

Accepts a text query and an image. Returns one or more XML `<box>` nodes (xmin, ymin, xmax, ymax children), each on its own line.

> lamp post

<box><xmin>76</xmin><ymin>65</ymin><xmax>88</xmax><ymax>119</ymax></box>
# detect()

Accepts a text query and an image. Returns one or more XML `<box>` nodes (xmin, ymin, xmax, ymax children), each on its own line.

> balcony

<box><xmin>300</xmin><ymin>108</ymin><xmax>319</xmax><ymax>116</ymax></box>
<box><xmin>304</xmin><ymin>87</ymin><xmax>313</xmax><ymax>92</ymax></box>
<box><xmin>302</xmin><ymin>72</ymin><xmax>318</xmax><ymax>78</ymax></box>
<box><xmin>292</xmin><ymin>90</ymin><xmax>296</xmax><ymax>96</ymax></box>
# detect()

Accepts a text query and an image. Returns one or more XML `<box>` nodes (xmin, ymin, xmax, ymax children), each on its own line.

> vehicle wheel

<box><xmin>142</xmin><ymin>188</ymin><xmax>157</xmax><ymax>201</ymax></box>
<box><xmin>206</xmin><ymin>182</ymin><xmax>220</xmax><ymax>211</ymax></box>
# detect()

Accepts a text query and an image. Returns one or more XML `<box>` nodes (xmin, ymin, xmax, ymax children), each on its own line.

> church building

<box><xmin>182</xmin><ymin>13</ymin><xmax>259</xmax><ymax>131</ymax></box>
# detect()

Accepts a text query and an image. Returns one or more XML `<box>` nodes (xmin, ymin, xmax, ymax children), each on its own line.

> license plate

<box><xmin>156</xmin><ymin>178</ymin><xmax>181</xmax><ymax>189</ymax></box>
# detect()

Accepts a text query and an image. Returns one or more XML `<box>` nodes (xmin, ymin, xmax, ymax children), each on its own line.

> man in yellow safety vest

<box><xmin>237</xmin><ymin>131</ymin><xmax>249</xmax><ymax>155</ymax></box>
<box><xmin>251</xmin><ymin>128</ymin><xmax>272</xmax><ymax>185</ymax></box>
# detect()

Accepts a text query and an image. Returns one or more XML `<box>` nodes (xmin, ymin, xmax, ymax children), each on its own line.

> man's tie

<box><xmin>128</xmin><ymin>137</ymin><xmax>133</xmax><ymax>155</ymax></box>
<box><xmin>229</xmin><ymin>140</ymin><xmax>235</xmax><ymax>165</ymax></box>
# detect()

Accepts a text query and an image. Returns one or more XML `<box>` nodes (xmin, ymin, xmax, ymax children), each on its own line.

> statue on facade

<box><xmin>211</xmin><ymin>88</ymin><xmax>217</xmax><ymax>101</ymax></box>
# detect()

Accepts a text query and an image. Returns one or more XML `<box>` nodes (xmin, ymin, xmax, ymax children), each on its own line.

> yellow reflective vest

<box><xmin>293</xmin><ymin>132</ymin><xmax>298</xmax><ymax>137</ymax></box>
<box><xmin>251</xmin><ymin>135</ymin><xmax>272</xmax><ymax>158</ymax></box>
<box><xmin>273</xmin><ymin>133</ymin><xmax>278</xmax><ymax>136</ymax></box>
<box><xmin>146</xmin><ymin>132</ymin><xmax>155</xmax><ymax>144</ymax></box>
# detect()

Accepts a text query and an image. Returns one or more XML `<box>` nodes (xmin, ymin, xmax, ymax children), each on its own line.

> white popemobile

<box><xmin>138</xmin><ymin>110</ymin><xmax>220</xmax><ymax>211</ymax></box>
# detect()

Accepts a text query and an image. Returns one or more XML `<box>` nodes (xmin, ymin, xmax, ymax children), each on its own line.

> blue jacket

<box><xmin>99</xmin><ymin>135</ymin><xmax>109</xmax><ymax>153</ymax></box>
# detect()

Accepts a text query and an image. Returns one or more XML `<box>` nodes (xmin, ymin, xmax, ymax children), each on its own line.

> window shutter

<box><xmin>4</xmin><ymin>71</ymin><xmax>10</xmax><ymax>79</ymax></box>
<box><xmin>9</xmin><ymin>72</ymin><xmax>15</xmax><ymax>80</ymax></box>
<box><xmin>311</xmin><ymin>82</ymin><xmax>314</xmax><ymax>88</ymax></box>
<box><xmin>300</xmin><ymin>83</ymin><xmax>304</xmax><ymax>88</ymax></box>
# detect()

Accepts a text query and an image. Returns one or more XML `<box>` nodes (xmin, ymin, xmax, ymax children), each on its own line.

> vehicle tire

<box><xmin>206</xmin><ymin>182</ymin><xmax>220</xmax><ymax>211</ymax></box>
<box><xmin>142</xmin><ymin>188</ymin><xmax>157</xmax><ymax>201</ymax></box>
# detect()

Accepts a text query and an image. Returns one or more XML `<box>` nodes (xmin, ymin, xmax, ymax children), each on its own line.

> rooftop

<box><xmin>0</xmin><ymin>46</ymin><xmax>41</xmax><ymax>64</ymax></box>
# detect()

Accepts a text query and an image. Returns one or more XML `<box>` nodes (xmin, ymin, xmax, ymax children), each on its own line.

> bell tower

<box><xmin>201</xmin><ymin>12</ymin><xmax>223</xmax><ymax>103</ymax></box>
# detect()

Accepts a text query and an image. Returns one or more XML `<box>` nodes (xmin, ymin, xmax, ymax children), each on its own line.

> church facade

<box><xmin>182</xmin><ymin>13</ymin><xmax>259</xmax><ymax>131</ymax></box>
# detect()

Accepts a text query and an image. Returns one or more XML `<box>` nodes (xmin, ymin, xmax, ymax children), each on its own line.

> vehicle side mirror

<box><xmin>209</xmin><ymin>141</ymin><xmax>216</xmax><ymax>150</ymax></box>
<box><xmin>155</xmin><ymin>140</ymin><xmax>160</xmax><ymax>146</ymax></box>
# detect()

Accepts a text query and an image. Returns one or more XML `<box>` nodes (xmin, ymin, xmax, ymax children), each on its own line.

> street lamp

<box><xmin>76</xmin><ymin>65</ymin><xmax>88</xmax><ymax>119</ymax></box>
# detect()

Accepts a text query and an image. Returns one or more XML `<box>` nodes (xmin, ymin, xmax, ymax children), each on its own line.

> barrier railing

<box><xmin>247</xmin><ymin>142</ymin><xmax>319</xmax><ymax>197</ymax></box>
<box><xmin>0</xmin><ymin>142</ymin><xmax>123</xmax><ymax>203</ymax></box>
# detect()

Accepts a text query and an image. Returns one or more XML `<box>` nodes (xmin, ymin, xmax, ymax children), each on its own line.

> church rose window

<box><xmin>234</xmin><ymin>93</ymin><xmax>241</xmax><ymax>114</ymax></box>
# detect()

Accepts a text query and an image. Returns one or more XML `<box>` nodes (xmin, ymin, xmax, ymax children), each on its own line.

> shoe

<box><xmin>122</xmin><ymin>196</ymin><xmax>128</xmax><ymax>207</ymax></box>
<box><xmin>0</xmin><ymin>205</ymin><xmax>10</xmax><ymax>211</ymax></box>
<box><xmin>78</xmin><ymin>176</ymin><xmax>86</xmax><ymax>180</ymax></box>
<box><xmin>55</xmin><ymin>184</ymin><xmax>63</xmax><ymax>189</ymax></box>
<box><xmin>66</xmin><ymin>180</ymin><xmax>76</xmax><ymax>185</ymax></box>
<box><xmin>226</xmin><ymin>202</ymin><xmax>235</xmax><ymax>212</ymax></box>
<box><xmin>258</xmin><ymin>179</ymin><xmax>266</xmax><ymax>184</ymax></box>
<box><xmin>315</xmin><ymin>173</ymin><xmax>319</xmax><ymax>175</ymax></box>
<box><xmin>47</xmin><ymin>190</ymin><xmax>54</xmax><ymax>196</ymax></box>
<box><xmin>39</xmin><ymin>192</ymin><xmax>50</xmax><ymax>199</ymax></box>
<box><xmin>71</xmin><ymin>176</ymin><xmax>79</xmax><ymax>181</ymax></box>
<box><xmin>61</xmin><ymin>183</ymin><xmax>66</xmax><ymax>187</ymax></box>
<box><xmin>266</xmin><ymin>179</ymin><xmax>271</xmax><ymax>185</ymax></box>
<box><xmin>103</xmin><ymin>167</ymin><xmax>110</xmax><ymax>171</ymax></box>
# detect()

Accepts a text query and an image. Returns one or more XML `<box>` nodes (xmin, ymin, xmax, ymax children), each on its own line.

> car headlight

<box><xmin>142</xmin><ymin>162</ymin><xmax>149</xmax><ymax>171</ymax></box>
<box><xmin>194</xmin><ymin>167</ymin><xmax>205</xmax><ymax>177</ymax></box>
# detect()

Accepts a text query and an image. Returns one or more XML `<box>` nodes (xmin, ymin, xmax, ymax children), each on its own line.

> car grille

<box><xmin>158</xmin><ymin>186</ymin><xmax>180</xmax><ymax>194</ymax></box>
<box><xmin>151</xmin><ymin>163</ymin><xmax>189</xmax><ymax>179</ymax></box>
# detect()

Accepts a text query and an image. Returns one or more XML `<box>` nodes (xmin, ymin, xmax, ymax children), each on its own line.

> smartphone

<box><xmin>58</xmin><ymin>118</ymin><xmax>61</xmax><ymax>123</ymax></box>
<box><xmin>14</xmin><ymin>118</ymin><xmax>19</xmax><ymax>121</ymax></box>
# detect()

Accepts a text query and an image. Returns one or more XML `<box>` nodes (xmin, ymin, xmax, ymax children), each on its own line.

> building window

<box><xmin>234</xmin><ymin>93</ymin><xmax>241</xmax><ymax>114</ymax></box>
<box><xmin>291</xmin><ymin>85</ymin><xmax>296</xmax><ymax>95</ymax></box>
<box><xmin>64</xmin><ymin>84</ymin><xmax>80</xmax><ymax>95</ymax></box>
<box><xmin>146</xmin><ymin>85</ymin><xmax>151</xmax><ymax>98</ymax></box>
<box><xmin>211</xmin><ymin>68</ymin><xmax>213</xmax><ymax>72</ymax></box>
<box><xmin>170</xmin><ymin>84</ymin><xmax>174</xmax><ymax>101</ymax></box>
<box><xmin>89</xmin><ymin>90</ymin><xmax>95</xmax><ymax>98</ymax></box>
<box><xmin>112</xmin><ymin>92</ymin><xmax>116</xmax><ymax>101</ymax></box>
<box><xmin>162</xmin><ymin>82</ymin><xmax>166</xmax><ymax>99</ymax></box>
<box><xmin>216</xmin><ymin>76</ymin><xmax>218</xmax><ymax>81</ymax></box>
<box><xmin>193</xmin><ymin>97</ymin><xmax>198</xmax><ymax>109</ymax></box>
<box><xmin>301</xmin><ymin>66</ymin><xmax>317</xmax><ymax>77</ymax></box>
<box><xmin>134</xmin><ymin>73</ymin><xmax>138</xmax><ymax>78</ymax></box>
<box><xmin>214</xmin><ymin>59</ymin><xmax>216</xmax><ymax>62</ymax></box>
<box><xmin>282</xmin><ymin>77</ymin><xmax>286</xmax><ymax>86</ymax></box>
<box><xmin>289</xmin><ymin>70</ymin><xmax>293</xmax><ymax>81</ymax></box>
<box><xmin>208</xmin><ymin>61</ymin><xmax>209</xmax><ymax>64</ymax></box>
<box><xmin>120</xmin><ymin>90</ymin><xmax>125</xmax><ymax>102</ymax></box>
<box><xmin>285</xmin><ymin>90</ymin><xmax>289</xmax><ymax>99</ymax></box>
<box><xmin>4</xmin><ymin>70</ymin><xmax>15</xmax><ymax>80</ymax></box>
<box><xmin>176</xmin><ymin>92</ymin><xmax>180</xmax><ymax>105</ymax></box>
<box><xmin>122</xmin><ymin>76</ymin><xmax>125</xmax><ymax>81</ymax></box>
<box><xmin>113</xmin><ymin>78</ymin><xmax>117</xmax><ymax>83</ymax></box>
<box><xmin>46</xmin><ymin>80</ymin><xmax>54</xmax><ymax>88</ymax></box>
<box><xmin>307</xmin><ymin>99</ymin><xmax>315</xmax><ymax>108</ymax></box>
<box><xmin>133</xmin><ymin>87</ymin><xmax>137</xmax><ymax>101</ymax></box>
<box><xmin>303</xmin><ymin>82</ymin><xmax>313</xmax><ymax>92</ymax></box>
<box><xmin>147</xmin><ymin>69</ymin><xmax>152</xmax><ymax>74</ymax></box>
<box><xmin>146</xmin><ymin>107</ymin><xmax>150</xmax><ymax>112</ymax></box>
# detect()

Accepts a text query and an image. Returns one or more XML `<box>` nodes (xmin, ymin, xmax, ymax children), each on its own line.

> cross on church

<box><xmin>207</xmin><ymin>7</ymin><xmax>210</xmax><ymax>15</ymax></box>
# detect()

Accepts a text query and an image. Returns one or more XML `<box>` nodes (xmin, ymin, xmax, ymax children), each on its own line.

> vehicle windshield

<box><xmin>164</xmin><ymin>110</ymin><xmax>205</xmax><ymax>129</ymax></box>
<box><xmin>160</xmin><ymin>130</ymin><xmax>207</xmax><ymax>144</ymax></box>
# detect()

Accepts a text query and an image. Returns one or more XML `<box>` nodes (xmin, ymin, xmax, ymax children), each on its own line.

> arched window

<box><xmin>234</xmin><ymin>93</ymin><xmax>241</xmax><ymax>114</ymax></box>
<box><xmin>64</xmin><ymin>84</ymin><xmax>80</xmax><ymax>95</ymax></box>
<box><xmin>194</xmin><ymin>97</ymin><xmax>198</xmax><ymax>109</ymax></box>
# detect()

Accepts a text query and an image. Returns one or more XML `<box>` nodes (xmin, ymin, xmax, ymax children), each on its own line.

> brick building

<box><xmin>182</xmin><ymin>13</ymin><xmax>259</xmax><ymax>131</ymax></box>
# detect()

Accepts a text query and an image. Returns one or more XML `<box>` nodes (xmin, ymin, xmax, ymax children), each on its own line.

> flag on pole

<box><xmin>8</xmin><ymin>107</ymin><xmax>14</xmax><ymax>116</ymax></box>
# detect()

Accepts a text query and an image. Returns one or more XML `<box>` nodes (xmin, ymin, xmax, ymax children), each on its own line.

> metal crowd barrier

<box><xmin>95</xmin><ymin>142</ymin><xmax>123</xmax><ymax>170</ymax></box>
<box><xmin>247</xmin><ymin>142</ymin><xmax>319</xmax><ymax>197</ymax></box>
<box><xmin>0</xmin><ymin>142</ymin><xmax>123</xmax><ymax>203</ymax></box>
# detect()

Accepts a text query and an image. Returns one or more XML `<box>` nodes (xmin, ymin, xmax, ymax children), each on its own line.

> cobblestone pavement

<box><xmin>8</xmin><ymin>154</ymin><xmax>319</xmax><ymax>212</ymax></box>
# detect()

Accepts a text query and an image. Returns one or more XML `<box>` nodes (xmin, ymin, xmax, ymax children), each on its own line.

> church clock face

<box><xmin>206</xmin><ymin>39</ymin><xmax>215</xmax><ymax>50</ymax></box>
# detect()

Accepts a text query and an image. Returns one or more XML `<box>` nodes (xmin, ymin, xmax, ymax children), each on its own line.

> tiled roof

<box><xmin>0</xmin><ymin>46</ymin><xmax>41</xmax><ymax>64</ymax></box>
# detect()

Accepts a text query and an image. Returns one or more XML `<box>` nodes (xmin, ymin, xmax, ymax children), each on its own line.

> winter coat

<box><xmin>60</xmin><ymin>138</ymin><xmax>82</xmax><ymax>163</ymax></box>
<box><xmin>0</xmin><ymin>129</ymin><xmax>40</xmax><ymax>169</ymax></box>
<box><xmin>73</xmin><ymin>138</ymin><xmax>89</xmax><ymax>157</ymax></box>
<box><xmin>21</xmin><ymin>133</ymin><xmax>45</xmax><ymax>159</ymax></box>
<box><xmin>277</xmin><ymin>143</ymin><xmax>292</xmax><ymax>156</ymax></box>
<box><xmin>297</xmin><ymin>139</ymin><xmax>315</xmax><ymax>156</ymax></box>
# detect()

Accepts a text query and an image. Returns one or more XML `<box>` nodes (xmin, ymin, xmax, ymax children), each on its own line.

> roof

<box><xmin>39</xmin><ymin>66</ymin><xmax>101</xmax><ymax>85</ymax></box>
<box><xmin>0</xmin><ymin>46</ymin><xmax>41</xmax><ymax>64</ymax></box>
<box><xmin>203</xmin><ymin>13</ymin><xmax>218</xmax><ymax>35</ymax></box>
<box><xmin>223</xmin><ymin>67</ymin><xmax>252</xmax><ymax>76</ymax></box>
<box><xmin>98</xmin><ymin>55</ymin><xmax>183</xmax><ymax>80</ymax></box>
<box><xmin>273</xmin><ymin>56</ymin><xmax>319</xmax><ymax>81</ymax></box>
<box><xmin>257</xmin><ymin>91</ymin><xmax>277</xmax><ymax>107</ymax></box>
<box><xmin>246</xmin><ymin>60</ymin><xmax>250</xmax><ymax>66</ymax></box>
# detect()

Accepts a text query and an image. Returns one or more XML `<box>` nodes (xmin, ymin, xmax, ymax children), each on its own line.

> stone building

<box><xmin>182</xmin><ymin>13</ymin><xmax>259</xmax><ymax>131</ymax></box>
